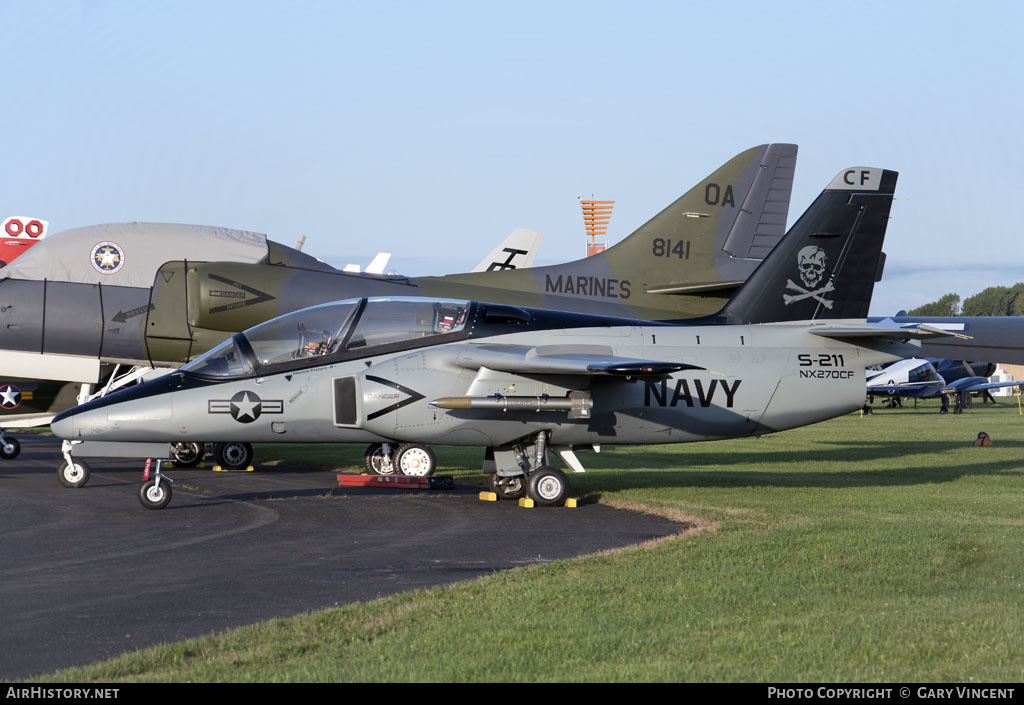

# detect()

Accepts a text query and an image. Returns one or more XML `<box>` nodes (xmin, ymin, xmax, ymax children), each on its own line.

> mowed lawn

<box><xmin>46</xmin><ymin>400</ymin><xmax>1024</xmax><ymax>682</ymax></box>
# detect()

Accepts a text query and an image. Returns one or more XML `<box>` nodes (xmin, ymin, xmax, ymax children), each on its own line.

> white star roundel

<box><xmin>0</xmin><ymin>384</ymin><xmax>22</xmax><ymax>410</ymax></box>
<box><xmin>230</xmin><ymin>391</ymin><xmax>263</xmax><ymax>423</ymax></box>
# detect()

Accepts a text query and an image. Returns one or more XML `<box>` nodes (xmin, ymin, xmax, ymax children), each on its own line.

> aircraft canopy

<box><xmin>185</xmin><ymin>297</ymin><xmax>471</xmax><ymax>378</ymax></box>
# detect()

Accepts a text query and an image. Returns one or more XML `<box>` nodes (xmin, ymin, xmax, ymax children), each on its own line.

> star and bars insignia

<box><xmin>208</xmin><ymin>390</ymin><xmax>283</xmax><ymax>424</ymax></box>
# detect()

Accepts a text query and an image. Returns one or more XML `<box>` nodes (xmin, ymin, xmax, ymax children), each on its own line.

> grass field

<box><xmin>43</xmin><ymin>399</ymin><xmax>1024</xmax><ymax>682</ymax></box>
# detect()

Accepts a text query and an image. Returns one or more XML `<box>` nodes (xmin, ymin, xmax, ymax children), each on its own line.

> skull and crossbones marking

<box><xmin>797</xmin><ymin>246</ymin><xmax>827</xmax><ymax>288</ymax></box>
<box><xmin>782</xmin><ymin>246</ymin><xmax>834</xmax><ymax>308</ymax></box>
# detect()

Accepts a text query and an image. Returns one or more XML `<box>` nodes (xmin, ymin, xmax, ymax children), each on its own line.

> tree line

<box><xmin>908</xmin><ymin>283</ymin><xmax>1024</xmax><ymax>316</ymax></box>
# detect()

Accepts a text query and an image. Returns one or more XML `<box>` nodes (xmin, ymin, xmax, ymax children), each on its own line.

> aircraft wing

<box><xmin>808</xmin><ymin>323</ymin><xmax>963</xmax><ymax>340</ymax></box>
<box><xmin>452</xmin><ymin>343</ymin><xmax>701</xmax><ymax>377</ymax></box>
<box><xmin>943</xmin><ymin>378</ymin><xmax>1024</xmax><ymax>394</ymax></box>
<box><xmin>866</xmin><ymin>381</ymin><xmax>942</xmax><ymax>397</ymax></box>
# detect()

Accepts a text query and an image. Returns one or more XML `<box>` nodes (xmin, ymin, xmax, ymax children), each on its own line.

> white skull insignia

<box><xmin>783</xmin><ymin>245</ymin><xmax>835</xmax><ymax>309</ymax></box>
<box><xmin>797</xmin><ymin>246</ymin><xmax>827</xmax><ymax>289</ymax></box>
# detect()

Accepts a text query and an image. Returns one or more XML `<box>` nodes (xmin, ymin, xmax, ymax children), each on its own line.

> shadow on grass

<box><xmin>572</xmin><ymin>455</ymin><xmax>1024</xmax><ymax>492</ymax></box>
<box><xmin>597</xmin><ymin>439</ymin><xmax>1024</xmax><ymax>468</ymax></box>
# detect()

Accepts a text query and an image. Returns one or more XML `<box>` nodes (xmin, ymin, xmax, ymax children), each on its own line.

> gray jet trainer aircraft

<box><xmin>53</xmin><ymin>167</ymin><xmax>941</xmax><ymax>510</ymax></box>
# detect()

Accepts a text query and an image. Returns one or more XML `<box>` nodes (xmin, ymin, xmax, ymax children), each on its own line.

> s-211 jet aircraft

<box><xmin>53</xmin><ymin>167</ymin><xmax>945</xmax><ymax>509</ymax></box>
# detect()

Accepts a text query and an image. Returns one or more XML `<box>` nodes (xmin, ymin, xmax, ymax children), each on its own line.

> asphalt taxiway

<box><xmin>0</xmin><ymin>436</ymin><xmax>685</xmax><ymax>680</ymax></box>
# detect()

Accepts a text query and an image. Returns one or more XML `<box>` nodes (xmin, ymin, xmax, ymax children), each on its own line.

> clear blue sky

<box><xmin>2</xmin><ymin>0</ymin><xmax>1021</xmax><ymax>315</ymax></box>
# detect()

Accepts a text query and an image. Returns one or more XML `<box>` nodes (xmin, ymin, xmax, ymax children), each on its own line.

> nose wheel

<box><xmin>57</xmin><ymin>458</ymin><xmax>91</xmax><ymax>488</ymax></box>
<box><xmin>139</xmin><ymin>477</ymin><xmax>173</xmax><ymax>510</ymax></box>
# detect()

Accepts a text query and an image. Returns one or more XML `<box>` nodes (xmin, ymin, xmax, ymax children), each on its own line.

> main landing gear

<box><xmin>363</xmin><ymin>442</ymin><xmax>437</xmax><ymax>477</ymax></box>
<box><xmin>0</xmin><ymin>432</ymin><xmax>20</xmax><ymax>460</ymax></box>
<box><xmin>167</xmin><ymin>441</ymin><xmax>254</xmax><ymax>470</ymax></box>
<box><xmin>485</xmin><ymin>431</ymin><xmax>574</xmax><ymax>507</ymax></box>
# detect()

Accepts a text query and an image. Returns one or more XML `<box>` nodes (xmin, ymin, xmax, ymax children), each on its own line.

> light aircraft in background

<box><xmin>866</xmin><ymin>357</ymin><xmax>1023</xmax><ymax>410</ymax></box>
<box><xmin>341</xmin><ymin>227</ymin><xmax>545</xmax><ymax>275</ymax></box>
<box><xmin>52</xmin><ymin>167</ymin><xmax>943</xmax><ymax>510</ymax></box>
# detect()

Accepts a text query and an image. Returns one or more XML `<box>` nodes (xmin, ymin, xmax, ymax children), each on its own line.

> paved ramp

<box><xmin>0</xmin><ymin>436</ymin><xmax>684</xmax><ymax>680</ymax></box>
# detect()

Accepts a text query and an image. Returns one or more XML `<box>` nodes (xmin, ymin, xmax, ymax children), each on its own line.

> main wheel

<box><xmin>171</xmin><ymin>442</ymin><xmax>203</xmax><ymax>467</ymax></box>
<box><xmin>0</xmin><ymin>436</ymin><xmax>20</xmax><ymax>459</ymax></box>
<box><xmin>488</xmin><ymin>473</ymin><xmax>527</xmax><ymax>500</ymax></box>
<box><xmin>528</xmin><ymin>466</ymin><xmax>568</xmax><ymax>507</ymax></box>
<box><xmin>364</xmin><ymin>443</ymin><xmax>397</xmax><ymax>475</ymax></box>
<box><xmin>394</xmin><ymin>443</ymin><xmax>436</xmax><ymax>477</ymax></box>
<box><xmin>57</xmin><ymin>458</ymin><xmax>91</xmax><ymax>488</ymax></box>
<box><xmin>214</xmin><ymin>442</ymin><xmax>253</xmax><ymax>469</ymax></box>
<box><xmin>139</xmin><ymin>479</ymin><xmax>172</xmax><ymax>510</ymax></box>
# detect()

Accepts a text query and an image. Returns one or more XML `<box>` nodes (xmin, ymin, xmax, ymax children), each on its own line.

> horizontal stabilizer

<box><xmin>645</xmin><ymin>280</ymin><xmax>744</xmax><ymax>295</ymax></box>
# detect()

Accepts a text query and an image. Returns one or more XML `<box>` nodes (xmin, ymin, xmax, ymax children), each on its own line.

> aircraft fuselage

<box><xmin>52</xmin><ymin>316</ymin><xmax>914</xmax><ymax>451</ymax></box>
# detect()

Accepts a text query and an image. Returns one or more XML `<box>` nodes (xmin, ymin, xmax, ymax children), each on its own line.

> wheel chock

<box><xmin>479</xmin><ymin>491</ymin><xmax>498</xmax><ymax>502</ymax></box>
<box><xmin>565</xmin><ymin>498</ymin><xmax>578</xmax><ymax>508</ymax></box>
<box><xmin>213</xmin><ymin>465</ymin><xmax>257</xmax><ymax>473</ymax></box>
<box><xmin>518</xmin><ymin>497</ymin><xmax>535</xmax><ymax>508</ymax></box>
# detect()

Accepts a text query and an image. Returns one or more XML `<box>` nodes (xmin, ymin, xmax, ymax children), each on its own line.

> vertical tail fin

<box><xmin>714</xmin><ymin>168</ymin><xmax>898</xmax><ymax>324</ymax></box>
<box><xmin>471</xmin><ymin>228</ymin><xmax>545</xmax><ymax>272</ymax></box>
<box><xmin>600</xmin><ymin>143</ymin><xmax>798</xmax><ymax>290</ymax></box>
<box><xmin>423</xmin><ymin>144</ymin><xmax>797</xmax><ymax>320</ymax></box>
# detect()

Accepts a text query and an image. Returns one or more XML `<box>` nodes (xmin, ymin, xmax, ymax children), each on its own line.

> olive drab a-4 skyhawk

<box><xmin>0</xmin><ymin>144</ymin><xmax>797</xmax><ymax>376</ymax></box>
<box><xmin>0</xmin><ymin>144</ymin><xmax>795</xmax><ymax>469</ymax></box>
<box><xmin>53</xmin><ymin>167</ymin><xmax>948</xmax><ymax>509</ymax></box>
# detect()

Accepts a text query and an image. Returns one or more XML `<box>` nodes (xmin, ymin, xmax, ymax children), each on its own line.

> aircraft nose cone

<box><xmin>50</xmin><ymin>409</ymin><xmax>77</xmax><ymax>439</ymax></box>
